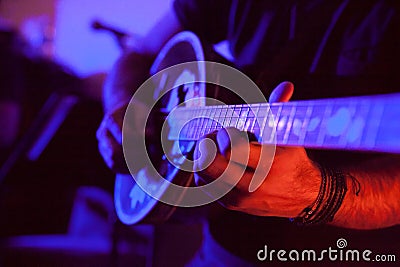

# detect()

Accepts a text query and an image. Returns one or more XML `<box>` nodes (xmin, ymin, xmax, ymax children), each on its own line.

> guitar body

<box><xmin>115</xmin><ymin>32</ymin><xmax>206</xmax><ymax>224</ymax></box>
<box><xmin>114</xmin><ymin>31</ymin><xmax>400</xmax><ymax>225</ymax></box>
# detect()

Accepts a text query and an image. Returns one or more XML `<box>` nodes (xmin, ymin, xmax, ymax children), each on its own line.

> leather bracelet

<box><xmin>290</xmin><ymin>164</ymin><xmax>348</xmax><ymax>226</ymax></box>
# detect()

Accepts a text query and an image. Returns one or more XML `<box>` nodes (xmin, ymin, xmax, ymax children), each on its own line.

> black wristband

<box><xmin>290</xmin><ymin>164</ymin><xmax>348</xmax><ymax>226</ymax></box>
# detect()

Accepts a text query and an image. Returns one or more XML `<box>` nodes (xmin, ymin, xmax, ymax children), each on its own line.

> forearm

<box><xmin>330</xmin><ymin>154</ymin><xmax>400</xmax><ymax>229</ymax></box>
<box><xmin>102</xmin><ymin>10</ymin><xmax>182</xmax><ymax>112</ymax></box>
<box><xmin>103</xmin><ymin>51</ymin><xmax>154</xmax><ymax>112</ymax></box>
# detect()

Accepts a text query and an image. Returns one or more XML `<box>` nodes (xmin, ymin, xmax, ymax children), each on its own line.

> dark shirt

<box><xmin>174</xmin><ymin>0</ymin><xmax>400</xmax><ymax>264</ymax></box>
<box><xmin>174</xmin><ymin>0</ymin><xmax>399</xmax><ymax>96</ymax></box>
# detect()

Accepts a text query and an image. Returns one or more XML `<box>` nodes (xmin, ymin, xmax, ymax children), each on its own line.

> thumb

<box><xmin>269</xmin><ymin>81</ymin><xmax>294</xmax><ymax>103</ymax></box>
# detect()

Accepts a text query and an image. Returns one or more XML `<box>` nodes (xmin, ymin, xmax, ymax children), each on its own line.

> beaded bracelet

<box><xmin>290</xmin><ymin>164</ymin><xmax>349</xmax><ymax>226</ymax></box>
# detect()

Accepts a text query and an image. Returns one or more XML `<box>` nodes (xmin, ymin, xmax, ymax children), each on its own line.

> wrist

<box><xmin>290</xmin><ymin>163</ymin><xmax>349</xmax><ymax>226</ymax></box>
<box><xmin>103</xmin><ymin>51</ymin><xmax>154</xmax><ymax>113</ymax></box>
<box><xmin>102</xmin><ymin>81</ymin><xmax>133</xmax><ymax>113</ymax></box>
<box><xmin>291</xmin><ymin>160</ymin><xmax>322</xmax><ymax>216</ymax></box>
<box><xmin>104</xmin><ymin>96</ymin><xmax>130</xmax><ymax>115</ymax></box>
<box><xmin>275</xmin><ymin>159</ymin><xmax>322</xmax><ymax>218</ymax></box>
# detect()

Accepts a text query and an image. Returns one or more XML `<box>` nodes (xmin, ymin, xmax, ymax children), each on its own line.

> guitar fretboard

<box><xmin>167</xmin><ymin>93</ymin><xmax>400</xmax><ymax>153</ymax></box>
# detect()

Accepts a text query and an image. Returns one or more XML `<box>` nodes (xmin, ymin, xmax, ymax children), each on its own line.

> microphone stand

<box><xmin>91</xmin><ymin>20</ymin><xmax>138</xmax><ymax>50</ymax></box>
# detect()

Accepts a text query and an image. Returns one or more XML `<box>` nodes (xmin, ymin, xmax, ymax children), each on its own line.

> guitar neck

<box><xmin>168</xmin><ymin>93</ymin><xmax>400</xmax><ymax>153</ymax></box>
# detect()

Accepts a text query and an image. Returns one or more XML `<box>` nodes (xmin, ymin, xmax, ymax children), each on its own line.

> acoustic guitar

<box><xmin>114</xmin><ymin>31</ymin><xmax>400</xmax><ymax>225</ymax></box>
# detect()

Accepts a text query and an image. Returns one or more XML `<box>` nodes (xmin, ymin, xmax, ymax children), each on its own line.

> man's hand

<box><xmin>95</xmin><ymin>9</ymin><xmax>182</xmax><ymax>174</ymax></box>
<box><xmin>97</xmin><ymin>102</ymin><xmax>127</xmax><ymax>173</ymax></box>
<box><xmin>193</xmin><ymin>82</ymin><xmax>322</xmax><ymax>218</ymax></box>
<box><xmin>97</xmin><ymin>99</ymin><xmax>150</xmax><ymax>174</ymax></box>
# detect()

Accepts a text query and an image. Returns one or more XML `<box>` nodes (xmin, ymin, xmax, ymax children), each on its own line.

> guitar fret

<box><xmin>250</xmin><ymin>104</ymin><xmax>260</xmax><ymax>133</ymax></box>
<box><xmin>182</xmin><ymin>110</ymin><xmax>189</xmax><ymax>139</ymax></box>
<box><xmin>269</xmin><ymin>104</ymin><xmax>282</xmax><ymax>144</ymax></box>
<box><xmin>212</xmin><ymin>107</ymin><xmax>221</xmax><ymax>131</ymax></box>
<box><xmin>244</xmin><ymin>104</ymin><xmax>256</xmax><ymax>131</ymax></box>
<box><xmin>202</xmin><ymin>107</ymin><xmax>209</xmax><ymax>136</ymax></box>
<box><xmin>298</xmin><ymin>103</ymin><xmax>313</xmax><ymax>145</ymax></box>
<box><xmin>244</xmin><ymin>117</ymin><xmax>252</xmax><ymax>131</ymax></box>
<box><xmin>225</xmin><ymin>106</ymin><xmax>234</xmax><ymax>128</ymax></box>
<box><xmin>253</xmin><ymin>104</ymin><xmax>264</xmax><ymax>138</ymax></box>
<box><xmin>238</xmin><ymin>106</ymin><xmax>249</xmax><ymax>131</ymax></box>
<box><xmin>201</xmin><ymin>108</ymin><xmax>207</xmax><ymax>137</ymax></box>
<box><xmin>200</xmin><ymin>116</ymin><xmax>206</xmax><ymax>137</ymax></box>
<box><xmin>365</xmin><ymin>100</ymin><xmax>384</xmax><ymax>149</ymax></box>
<box><xmin>283</xmin><ymin>103</ymin><xmax>297</xmax><ymax>145</ymax></box>
<box><xmin>316</xmin><ymin>102</ymin><xmax>333</xmax><ymax>146</ymax></box>
<box><xmin>231</xmin><ymin>106</ymin><xmax>241</xmax><ymax>128</ymax></box>
<box><xmin>219</xmin><ymin>107</ymin><xmax>227</xmax><ymax>129</ymax></box>
<box><xmin>205</xmin><ymin>108</ymin><xmax>212</xmax><ymax>134</ymax></box>
<box><xmin>189</xmin><ymin>109</ymin><xmax>199</xmax><ymax>138</ymax></box>
<box><xmin>357</xmin><ymin>100</ymin><xmax>370</xmax><ymax>148</ymax></box>
<box><xmin>186</xmin><ymin>109</ymin><xmax>192</xmax><ymax>139</ymax></box>
<box><xmin>338</xmin><ymin>100</ymin><xmax>357</xmax><ymax>147</ymax></box>
<box><xmin>233</xmin><ymin>106</ymin><xmax>240</xmax><ymax>129</ymax></box>
<box><xmin>195</xmin><ymin>107</ymin><xmax>202</xmax><ymax>138</ymax></box>
<box><xmin>258</xmin><ymin>105</ymin><xmax>270</xmax><ymax>141</ymax></box>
